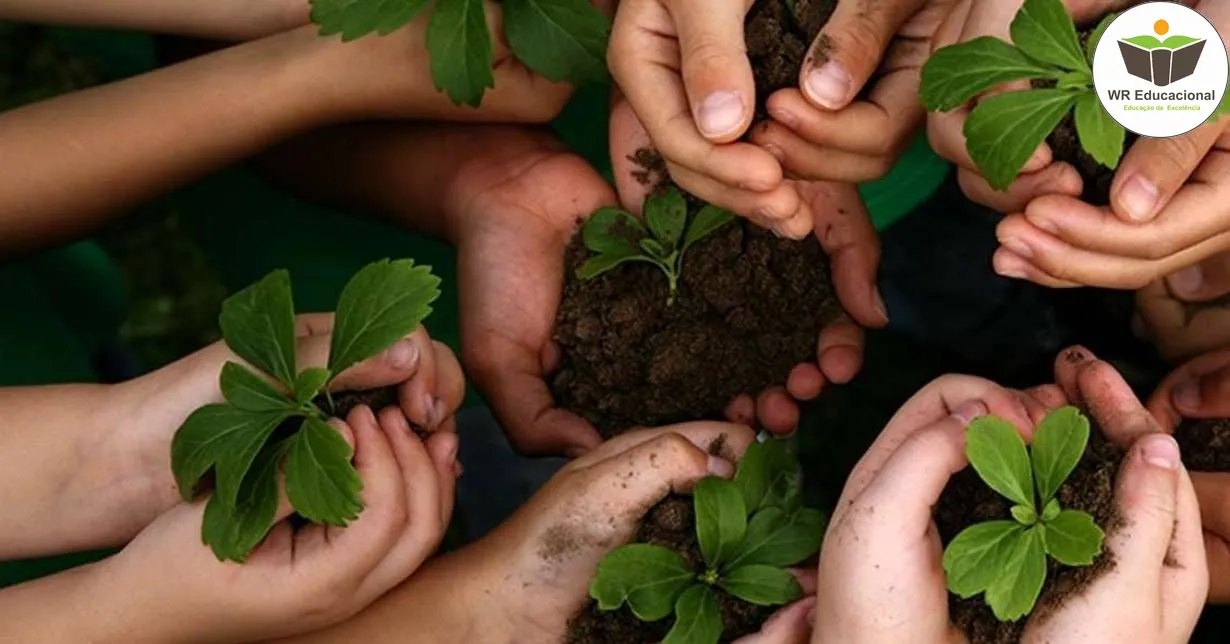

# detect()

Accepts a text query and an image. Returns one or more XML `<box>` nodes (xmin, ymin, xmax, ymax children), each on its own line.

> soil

<box><xmin>745</xmin><ymin>0</ymin><xmax>839</xmax><ymax>118</ymax></box>
<box><xmin>1175</xmin><ymin>418</ymin><xmax>1230</xmax><ymax>472</ymax></box>
<box><xmin>565</xmin><ymin>495</ymin><xmax>774</xmax><ymax>643</ymax></box>
<box><xmin>934</xmin><ymin>427</ymin><xmax>1126</xmax><ymax>644</ymax></box>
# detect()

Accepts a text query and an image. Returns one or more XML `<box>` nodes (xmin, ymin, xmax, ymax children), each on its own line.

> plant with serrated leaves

<box><xmin>170</xmin><ymin>259</ymin><xmax>441</xmax><ymax>563</ymax></box>
<box><xmin>943</xmin><ymin>406</ymin><xmax>1106</xmax><ymax>622</ymax></box>
<box><xmin>588</xmin><ymin>439</ymin><xmax>825</xmax><ymax>644</ymax></box>
<box><xmin>311</xmin><ymin>0</ymin><xmax>609</xmax><ymax>107</ymax></box>
<box><xmin>578</xmin><ymin>189</ymin><xmax>735</xmax><ymax>305</ymax></box>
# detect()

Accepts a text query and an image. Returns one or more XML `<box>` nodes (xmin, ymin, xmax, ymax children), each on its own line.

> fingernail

<box><xmin>1027</xmin><ymin>146</ymin><xmax>1049</xmax><ymax>169</ymax></box>
<box><xmin>995</xmin><ymin>251</ymin><xmax>1030</xmax><ymax>280</ymax></box>
<box><xmin>1001</xmin><ymin>238</ymin><xmax>1034</xmax><ymax>260</ymax></box>
<box><xmin>757</xmin><ymin>206</ymin><xmax>785</xmax><ymax>221</ymax></box>
<box><xmin>805</xmin><ymin>61</ymin><xmax>851</xmax><ymax>109</ymax></box>
<box><xmin>1167</xmin><ymin>265</ymin><xmax>1204</xmax><ymax>296</ymax></box>
<box><xmin>1118</xmin><ymin>174</ymin><xmax>1160</xmax><ymax>222</ymax></box>
<box><xmin>425</xmin><ymin>397</ymin><xmax>444</xmax><ymax>430</ymax></box>
<box><xmin>358</xmin><ymin>404</ymin><xmax>377</xmax><ymax>425</ymax></box>
<box><xmin>383</xmin><ymin>339</ymin><xmax>420</xmax><ymax>370</ymax></box>
<box><xmin>707</xmin><ymin>455</ymin><xmax>735</xmax><ymax>478</ymax></box>
<box><xmin>419</xmin><ymin>392</ymin><xmax>436</xmax><ymax>427</ymax></box>
<box><xmin>1140</xmin><ymin>434</ymin><xmax>1181</xmax><ymax>470</ymax></box>
<box><xmin>873</xmin><ymin>287</ymin><xmax>889</xmax><ymax>322</ymax></box>
<box><xmin>762</xmin><ymin>143</ymin><xmax>787</xmax><ymax>164</ymax></box>
<box><xmin>697</xmin><ymin>91</ymin><xmax>746</xmax><ymax>138</ymax></box>
<box><xmin>768</xmin><ymin>105</ymin><xmax>799</xmax><ymax>129</ymax></box>
<box><xmin>1032</xmin><ymin>217</ymin><xmax>1060</xmax><ymax>235</ymax></box>
<box><xmin>950</xmin><ymin>400</ymin><xmax>989</xmax><ymax>426</ymax></box>
<box><xmin>1173</xmin><ymin>379</ymin><xmax>1201</xmax><ymax>411</ymax></box>
<box><xmin>432</xmin><ymin>399</ymin><xmax>448</xmax><ymax>429</ymax></box>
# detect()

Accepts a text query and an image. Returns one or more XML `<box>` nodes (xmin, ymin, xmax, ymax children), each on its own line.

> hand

<box><xmin>90</xmin><ymin>405</ymin><xmax>457</xmax><ymax>643</ymax></box>
<box><xmin>1135</xmin><ymin>252</ymin><xmax>1230</xmax><ymax>363</ymax></box>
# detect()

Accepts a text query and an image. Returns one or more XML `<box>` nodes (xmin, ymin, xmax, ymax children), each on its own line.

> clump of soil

<box><xmin>745</xmin><ymin>0</ymin><xmax>838</xmax><ymax>118</ymax></box>
<box><xmin>934</xmin><ymin>428</ymin><xmax>1125</xmax><ymax>644</ymax></box>
<box><xmin>565</xmin><ymin>496</ymin><xmax>774</xmax><ymax>643</ymax></box>
<box><xmin>1175</xmin><ymin>418</ymin><xmax>1230</xmax><ymax>472</ymax></box>
<box><xmin>552</xmin><ymin>214</ymin><xmax>842</xmax><ymax>437</ymax></box>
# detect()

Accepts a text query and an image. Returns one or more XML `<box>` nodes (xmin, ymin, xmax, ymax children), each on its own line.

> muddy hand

<box><xmin>1024</xmin><ymin>348</ymin><xmax>1206</xmax><ymax>639</ymax></box>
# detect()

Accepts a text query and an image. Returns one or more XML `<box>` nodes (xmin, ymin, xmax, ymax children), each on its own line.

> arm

<box><xmin>0</xmin><ymin>0</ymin><xmax>307</xmax><ymax>40</ymax></box>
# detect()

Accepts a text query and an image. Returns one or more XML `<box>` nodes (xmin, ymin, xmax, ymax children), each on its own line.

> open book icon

<box><xmin>1119</xmin><ymin>36</ymin><xmax>1207</xmax><ymax>86</ymax></box>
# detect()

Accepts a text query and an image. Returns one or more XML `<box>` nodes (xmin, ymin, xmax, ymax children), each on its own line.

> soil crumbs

<box><xmin>746</xmin><ymin>0</ymin><xmax>838</xmax><ymax>117</ymax></box>
<box><xmin>566</xmin><ymin>496</ymin><xmax>773</xmax><ymax>643</ymax></box>
<box><xmin>1176</xmin><ymin>418</ymin><xmax>1230</xmax><ymax>472</ymax></box>
<box><xmin>934</xmin><ymin>431</ymin><xmax>1125</xmax><ymax>644</ymax></box>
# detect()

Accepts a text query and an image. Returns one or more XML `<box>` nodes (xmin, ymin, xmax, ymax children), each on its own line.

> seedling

<box><xmin>310</xmin><ymin>0</ymin><xmax>610</xmax><ymax>107</ymax></box>
<box><xmin>943</xmin><ymin>406</ymin><xmax>1105</xmax><ymax>622</ymax></box>
<box><xmin>589</xmin><ymin>440</ymin><xmax>824</xmax><ymax>644</ymax></box>
<box><xmin>577</xmin><ymin>189</ymin><xmax>735</xmax><ymax>305</ymax></box>
<box><xmin>170</xmin><ymin>259</ymin><xmax>441</xmax><ymax>562</ymax></box>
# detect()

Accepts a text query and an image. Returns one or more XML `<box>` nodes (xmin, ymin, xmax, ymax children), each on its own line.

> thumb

<box><xmin>1165</xmin><ymin>252</ymin><xmax>1230</xmax><ymax>303</ymax></box>
<box><xmin>294</xmin><ymin>323</ymin><xmax>430</xmax><ymax>393</ymax></box>
<box><xmin>669</xmin><ymin>0</ymin><xmax>758</xmax><ymax>141</ymax></box>
<box><xmin>1170</xmin><ymin>362</ymin><xmax>1230</xmax><ymax>419</ymax></box>
<box><xmin>1110</xmin><ymin>123</ymin><xmax>1222</xmax><ymax>222</ymax></box>
<box><xmin>802</xmin><ymin>0</ymin><xmax>926</xmax><ymax>109</ymax></box>
<box><xmin>610</xmin><ymin>95</ymin><xmax>658</xmax><ymax>214</ymax></box>
<box><xmin>1105</xmin><ymin>433</ymin><xmax>1181</xmax><ymax>586</ymax></box>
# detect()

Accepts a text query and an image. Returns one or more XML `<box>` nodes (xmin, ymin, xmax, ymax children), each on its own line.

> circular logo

<box><xmin>1093</xmin><ymin>1</ymin><xmax>1229</xmax><ymax>137</ymax></box>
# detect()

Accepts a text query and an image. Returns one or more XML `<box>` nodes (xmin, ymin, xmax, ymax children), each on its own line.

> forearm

<box><xmin>0</xmin><ymin>26</ymin><xmax>352</xmax><ymax>257</ymax></box>
<box><xmin>0</xmin><ymin>0</ymin><xmax>307</xmax><ymax>40</ymax></box>
<box><xmin>0</xmin><ymin>561</ymin><xmax>135</xmax><ymax>643</ymax></box>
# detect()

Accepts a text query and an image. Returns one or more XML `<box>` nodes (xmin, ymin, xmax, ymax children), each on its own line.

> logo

<box><xmin>1093</xmin><ymin>2</ymin><xmax>1228</xmax><ymax>137</ymax></box>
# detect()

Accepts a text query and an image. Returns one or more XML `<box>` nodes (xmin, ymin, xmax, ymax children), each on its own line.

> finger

<box><xmin>1160</xmin><ymin>467</ymin><xmax>1207</xmax><ymax>638</ymax></box>
<box><xmin>1147</xmin><ymin>348</ymin><xmax>1230</xmax><ymax>428</ymax></box>
<box><xmin>750</xmin><ymin>121</ymin><xmax>898</xmax><ymax>183</ymax></box>
<box><xmin>673</xmin><ymin>161</ymin><xmax>806</xmax><ymax>226</ymax></box>
<box><xmin>393</xmin><ymin>328</ymin><xmax>440</xmax><ymax>430</ymax></box>
<box><xmin>569</xmin><ymin>421</ymin><xmax>756</xmax><ymax>471</ymax></box>
<box><xmin>669</xmin><ymin>0</ymin><xmax>757</xmax><ymax>142</ymax></box>
<box><xmin>1192</xmin><ymin>472</ymin><xmax>1230</xmax><ymax>602</ymax></box>
<box><xmin>1110</xmin><ymin>123</ymin><xmax>1225</xmax><ymax>222</ymax></box>
<box><xmin>790</xmin><ymin>567</ymin><xmax>818</xmax><ymax>594</ymax></box>
<box><xmin>294</xmin><ymin>312</ymin><xmax>337</xmax><ymax>338</ymax></box>
<box><xmin>816</xmin><ymin>319</ymin><xmax>865</xmax><ymax>385</ymax></box>
<box><xmin>786</xmin><ymin>363</ymin><xmax>825</xmax><ymax>401</ymax></box>
<box><xmin>1024</xmin><ymin>383</ymin><xmax>1069</xmax><ymax>412</ymax></box>
<box><xmin>1078</xmin><ymin>359</ymin><xmax>1165</xmax><ymax>448</ymax></box>
<box><xmin>1165</xmin><ymin>252</ymin><xmax>1230</xmax><ymax>303</ymax></box>
<box><xmin>610</xmin><ymin>97</ymin><xmax>660</xmax><ymax>213</ymax></box>
<box><xmin>992</xmin><ymin>247</ymin><xmax>1083</xmax><ymax>288</ymax></box>
<box><xmin>732</xmin><ymin>597</ymin><xmax>816</xmax><ymax>644</ymax></box>
<box><xmin>328</xmin><ymin>331</ymin><xmax>426</xmax><ymax>393</ymax></box>
<box><xmin>1053</xmin><ymin>345</ymin><xmax>1098</xmax><ymax>404</ymax></box>
<box><xmin>585</xmin><ymin>431</ymin><xmax>743</xmax><ymax>513</ymax></box>
<box><xmin>1013</xmin><ymin>389</ymin><xmax>1050</xmax><ymax>426</ymax></box>
<box><xmin>424</xmin><ymin>430</ymin><xmax>461</xmax><ymax>526</ymax></box>
<box><xmin>850</xmin><ymin>418</ymin><xmax>968</xmax><ymax>535</ymax></box>
<box><xmin>1104</xmin><ymin>433</ymin><xmax>1181</xmax><ymax>590</ymax></box>
<box><xmin>757</xmin><ymin>387</ymin><xmax>800</xmax><ymax>437</ymax></box>
<box><xmin>725</xmin><ymin>394</ymin><xmax>757</xmax><ymax>426</ymax></box>
<box><xmin>801</xmin><ymin>0</ymin><xmax>926</xmax><ymax>110</ymax></box>
<box><xmin>802</xmin><ymin>181</ymin><xmax>887</xmax><ymax>328</ymax></box>
<box><xmin>928</xmin><ymin>105</ymin><xmax>1054</xmax><ymax>176</ymax></box>
<box><xmin>959</xmin><ymin>163</ymin><xmax>1083</xmax><ymax>215</ymax></box>
<box><xmin>1171</xmin><ymin>362</ymin><xmax>1230</xmax><ymax>420</ymax></box>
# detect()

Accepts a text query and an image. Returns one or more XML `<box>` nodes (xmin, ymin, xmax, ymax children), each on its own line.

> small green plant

<box><xmin>589</xmin><ymin>439</ymin><xmax>825</xmax><ymax>644</ymax></box>
<box><xmin>170</xmin><ymin>259</ymin><xmax>441</xmax><ymax>562</ymax></box>
<box><xmin>943</xmin><ymin>406</ymin><xmax>1105</xmax><ymax>622</ymax></box>
<box><xmin>311</xmin><ymin>0</ymin><xmax>610</xmax><ymax>107</ymax></box>
<box><xmin>578</xmin><ymin>189</ymin><xmax>735</xmax><ymax>305</ymax></box>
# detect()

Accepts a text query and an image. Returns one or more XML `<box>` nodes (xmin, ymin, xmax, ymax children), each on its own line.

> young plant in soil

<box><xmin>578</xmin><ymin>188</ymin><xmax>735</xmax><ymax>305</ymax></box>
<box><xmin>578</xmin><ymin>439</ymin><xmax>824</xmax><ymax>644</ymax></box>
<box><xmin>944</xmin><ymin>407</ymin><xmax>1105</xmax><ymax>622</ymax></box>
<box><xmin>309</xmin><ymin>0</ymin><xmax>610</xmax><ymax>106</ymax></box>
<box><xmin>170</xmin><ymin>259</ymin><xmax>440</xmax><ymax>562</ymax></box>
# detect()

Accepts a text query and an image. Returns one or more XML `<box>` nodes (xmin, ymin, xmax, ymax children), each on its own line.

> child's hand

<box><xmin>99</xmin><ymin>405</ymin><xmax>457</xmax><ymax>644</ymax></box>
<box><xmin>1135</xmin><ymin>253</ymin><xmax>1230</xmax><ymax>363</ymax></box>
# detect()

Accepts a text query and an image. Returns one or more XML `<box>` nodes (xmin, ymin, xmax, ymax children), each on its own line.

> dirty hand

<box><xmin>1034</xmin><ymin>348</ymin><xmax>1207</xmax><ymax>639</ymax></box>
<box><xmin>813</xmin><ymin>374</ymin><xmax>1048</xmax><ymax>643</ymax></box>
<box><xmin>68</xmin><ymin>405</ymin><xmax>458</xmax><ymax>643</ymax></box>
<box><xmin>1136</xmin><ymin>251</ymin><xmax>1230</xmax><ymax>363</ymax></box>
<box><xmin>609</xmin><ymin>102</ymin><xmax>888</xmax><ymax>436</ymax></box>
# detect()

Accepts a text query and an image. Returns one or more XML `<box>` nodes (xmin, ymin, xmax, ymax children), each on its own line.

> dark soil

<box><xmin>565</xmin><ymin>496</ymin><xmax>774</xmax><ymax>643</ymax></box>
<box><xmin>934</xmin><ymin>428</ymin><xmax>1125</xmax><ymax>644</ymax></box>
<box><xmin>1175</xmin><ymin>418</ymin><xmax>1230</xmax><ymax>472</ymax></box>
<box><xmin>745</xmin><ymin>0</ymin><xmax>838</xmax><ymax>118</ymax></box>
<box><xmin>552</xmin><ymin>214</ymin><xmax>842</xmax><ymax>437</ymax></box>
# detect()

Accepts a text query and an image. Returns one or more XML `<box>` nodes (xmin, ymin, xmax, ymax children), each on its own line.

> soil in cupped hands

<box><xmin>934</xmin><ymin>428</ymin><xmax>1125</xmax><ymax>644</ymax></box>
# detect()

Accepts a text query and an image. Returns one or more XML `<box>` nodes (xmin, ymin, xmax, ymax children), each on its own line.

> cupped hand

<box><xmin>1136</xmin><ymin>251</ymin><xmax>1230</xmax><ymax>363</ymax></box>
<box><xmin>96</xmin><ymin>405</ymin><xmax>458</xmax><ymax>643</ymax></box>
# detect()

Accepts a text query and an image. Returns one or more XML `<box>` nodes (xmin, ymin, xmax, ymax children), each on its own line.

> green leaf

<box><xmin>663</xmin><ymin>585</ymin><xmax>722</xmax><ymax>644</ymax></box>
<box><xmin>693</xmin><ymin>477</ymin><xmax>747</xmax><ymax>568</ymax></box>
<box><xmin>965</xmin><ymin>416</ymin><xmax>1036</xmax><ymax>509</ymax></box>
<box><xmin>943</xmin><ymin>521</ymin><xmax>1025</xmax><ymax>598</ymax></box>
<box><xmin>1086</xmin><ymin>13</ymin><xmax>1118</xmax><ymax>62</ymax></box>
<box><xmin>588</xmin><ymin>544</ymin><xmax>695</xmax><ymax>621</ymax></box>
<box><xmin>285</xmin><ymin>416</ymin><xmax>364</xmax><ymax>525</ymax></box>
<box><xmin>1042</xmin><ymin>498</ymin><xmax>1061</xmax><ymax>522</ymax></box>
<box><xmin>1074</xmin><ymin>94</ymin><xmax>1125</xmax><ymax>170</ymax></box>
<box><xmin>201</xmin><ymin>440</ymin><xmax>285</xmax><ymax>563</ymax></box>
<box><xmin>727</xmin><ymin>507</ymin><xmax>825</xmax><ymax>569</ymax></box>
<box><xmin>965</xmin><ymin>89</ymin><xmax>1076</xmax><ymax>191</ymax></box>
<box><xmin>985</xmin><ymin>527</ymin><xmax>1047</xmax><ymax>621</ymax></box>
<box><xmin>427</xmin><ymin>0</ymin><xmax>495</xmax><ymax>107</ymax></box>
<box><xmin>219</xmin><ymin>269</ymin><xmax>297</xmax><ymax>388</ymax></box>
<box><xmin>1043</xmin><ymin>510</ymin><xmax>1104</xmax><ymax>566</ymax></box>
<box><xmin>583</xmin><ymin>207</ymin><xmax>645</xmax><ymax>254</ymax></box>
<box><xmin>921</xmin><ymin>37</ymin><xmax>1058</xmax><ymax>111</ymax></box>
<box><xmin>683</xmin><ymin>205</ymin><xmax>736</xmax><ymax>253</ymax></box>
<box><xmin>1030</xmin><ymin>406</ymin><xmax>1090</xmax><ymax>504</ymax></box>
<box><xmin>1010</xmin><ymin>0</ymin><xmax>1088</xmax><ymax>72</ymax></box>
<box><xmin>220</xmin><ymin>362</ymin><xmax>295</xmax><ymax>413</ymax></box>
<box><xmin>1055</xmin><ymin>70</ymin><xmax>1091</xmax><ymax>90</ymax></box>
<box><xmin>503</xmin><ymin>0</ymin><xmax>610</xmax><ymax>85</ymax></box>
<box><xmin>328</xmin><ymin>259</ymin><xmax>440</xmax><ymax>381</ymax></box>
<box><xmin>293</xmin><ymin>368</ymin><xmax>332</xmax><ymax>404</ymax></box>
<box><xmin>640</xmin><ymin>238</ymin><xmax>668</xmax><ymax>258</ymax></box>
<box><xmin>1011</xmin><ymin>504</ymin><xmax>1038</xmax><ymax>525</ymax></box>
<box><xmin>576</xmin><ymin>250</ymin><xmax>656</xmax><ymax>280</ymax></box>
<box><xmin>310</xmin><ymin>0</ymin><xmax>430</xmax><ymax>41</ymax></box>
<box><xmin>718</xmin><ymin>565</ymin><xmax>802</xmax><ymax>606</ymax></box>
<box><xmin>645</xmin><ymin>188</ymin><xmax>688</xmax><ymax>250</ymax></box>
<box><xmin>734</xmin><ymin>441</ymin><xmax>771</xmax><ymax>512</ymax></box>
<box><xmin>170</xmin><ymin>404</ymin><xmax>292</xmax><ymax>502</ymax></box>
